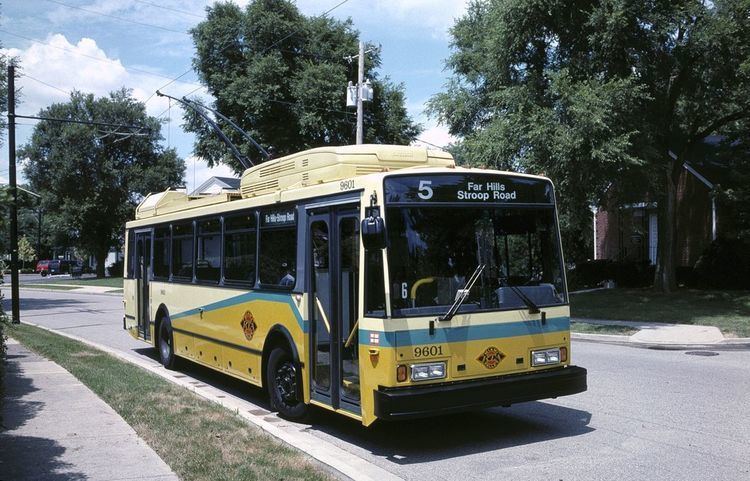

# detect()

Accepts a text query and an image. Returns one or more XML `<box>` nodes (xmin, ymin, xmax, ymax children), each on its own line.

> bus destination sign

<box><xmin>384</xmin><ymin>174</ymin><xmax>553</xmax><ymax>204</ymax></box>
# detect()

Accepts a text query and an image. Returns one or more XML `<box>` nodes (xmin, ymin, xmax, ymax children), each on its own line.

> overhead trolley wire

<box><xmin>42</xmin><ymin>0</ymin><xmax>190</xmax><ymax>35</ymax></box>
<box><xmin>144</xmin><ymin>0</ymin><xmax>354</xmax><ymax>105</ymax></box>
<box><xmin>131</xmin><ymin>0</ymin><xmax>205</xmax><ymax>20</ymax></box>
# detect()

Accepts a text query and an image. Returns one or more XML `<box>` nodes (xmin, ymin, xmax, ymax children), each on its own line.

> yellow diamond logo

<box><xmin>477</xmin><ymin>346</ymin><xmax>505</xmax><ymax>369</ymax></box>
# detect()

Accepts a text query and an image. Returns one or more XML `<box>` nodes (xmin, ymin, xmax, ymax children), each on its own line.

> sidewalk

<box><xmin>17</xmin><ymin>283</ymin><xmax>122</xmax><ymax>295</ymax></box>
<box><xmin>0</xmin><ymin>339</ymin><xmax>178</xmax><ymax>481</ymax></box>
<box><xmin>572</xmin><ymin>318</ymin><xmax>750</xmax><ymax>350</ymax></box>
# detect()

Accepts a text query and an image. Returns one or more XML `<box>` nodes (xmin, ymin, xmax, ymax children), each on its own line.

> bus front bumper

<box><xmin>373</xmin><ymin>365</ymin><xmax>587</xmax><ymax>421</ymax></box>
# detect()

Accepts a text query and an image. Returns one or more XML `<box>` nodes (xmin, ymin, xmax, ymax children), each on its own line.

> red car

<box><xmin>36</xmin><ymin>259</ymin><xmax>51</xmax><ymax>276</ymax></box>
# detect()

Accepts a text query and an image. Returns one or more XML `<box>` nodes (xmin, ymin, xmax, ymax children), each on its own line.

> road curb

<box><xmin>572</xmin><ymin>332</ymin><xmax>750</xmax><ymax>351</ymax></box>
<box><xmin>16</xmin><ymin>286</ymin><xmax>123</xmax><ymax>296</ymax></box>
<box><xmin>19</xmin><ymin>321</ymin><xmax>403</xmax><ymax>481</ymax></box>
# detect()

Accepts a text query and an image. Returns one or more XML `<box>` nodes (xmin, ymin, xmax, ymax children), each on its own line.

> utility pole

<box><xmin>7</xmin><ymin>64</ymin><xmax>20</xmax><ymax>323</ymax></box>
<box><xmin>356</xmin><ymin>40</ymin><xmax>365</xmax><ymax>145</ymax></box>
<box><xmin>346</xmin><ymin>41</ymin><xmax>374</xmax><ymax>145</ymax></box>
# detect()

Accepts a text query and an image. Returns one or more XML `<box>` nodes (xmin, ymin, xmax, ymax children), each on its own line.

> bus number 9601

<box><xmin>414</xmin><ymin>345</ymin><xmax>443</xmax><ymax>358</ymax></box>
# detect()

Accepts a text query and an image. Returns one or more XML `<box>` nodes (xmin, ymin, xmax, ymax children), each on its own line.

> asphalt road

<box><xmin>5</xmin><ymin>288</ymin><xmax>750</xmax><ymax>481</ymax></box>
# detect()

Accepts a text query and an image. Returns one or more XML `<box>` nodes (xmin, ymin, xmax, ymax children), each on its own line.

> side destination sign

<box><xmin>262</xmin><ymin>208</ymin><xmax>296</xmax><ymax>227</ymax></box>
<box><xmin>384</xmin><ymin>174</ymin><xmax>553</xmax><ymax>204</ymax></box>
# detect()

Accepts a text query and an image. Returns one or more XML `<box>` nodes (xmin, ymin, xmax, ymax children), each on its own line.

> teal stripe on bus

<box><xmin>170</xmin><ymin>291</ymin><xmax>307</xmax><ymax>333</ymax></box>
<box><xmin>359</xmin><ymin>316</ymin><xmax>569</xmax><ymax>348</ymax></box>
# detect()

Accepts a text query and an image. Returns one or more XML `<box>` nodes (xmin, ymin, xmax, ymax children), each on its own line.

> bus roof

<box><xmin>135</xmin><ymin>144</ymin><xmax>454</xmax><ymax>219</ymax></box>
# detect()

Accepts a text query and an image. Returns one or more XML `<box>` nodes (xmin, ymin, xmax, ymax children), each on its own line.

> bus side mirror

<box><xmin>361</xmin><ymin>209</ymin><xmax>386</xmax><ymax>250</ymax></box>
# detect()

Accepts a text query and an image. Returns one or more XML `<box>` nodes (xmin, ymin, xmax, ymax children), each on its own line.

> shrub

<box><xmin>693</xmin><ymin>238</ymin><xmax>750</xmax><ymax>289</ymax></box>
<box><xmin>106</xmin><ymin>260</ymin><xmax>124</xmax><ymax>278</ymax></box>
<box><xmin>568</xmin><ymin>259</ymin><xmax>654</xmax><ymax>290</ymax></box>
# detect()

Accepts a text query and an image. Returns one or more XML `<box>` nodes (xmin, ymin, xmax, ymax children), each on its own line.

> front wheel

<box><xmin>267</xmin><ymin>347</ymin><xmax>308</xmax><ymax>420</ymax></box>
<box><xmin>158</xmin><ymin>317</ymin><xmax>179</xmax><ymax>370</ymax></box>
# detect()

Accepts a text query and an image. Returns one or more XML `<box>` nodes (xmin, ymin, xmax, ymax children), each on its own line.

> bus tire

<box><xmin>267</xmin><ymin>347</ymin><xmax>308</xmax><ymax>420</ymax></box>
<box><xmin>157</xmin><ymin>316</ymin><xmax>179</xmax><ymax>370</ymax></box>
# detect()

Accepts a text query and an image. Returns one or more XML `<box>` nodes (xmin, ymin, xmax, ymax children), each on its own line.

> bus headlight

<box><xmin>410</xmin><ymin>362</ymin><xmax>446</xmax><ymax>381</ymax></box>
<box><xmin>531</xmin><ymin>348</ymin><xmax>561</xmax><ymax>367</ymax></box>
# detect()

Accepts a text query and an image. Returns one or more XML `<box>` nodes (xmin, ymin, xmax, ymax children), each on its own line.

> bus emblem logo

<box><xmin>241</xmin><ymin>311</ymin><xmax>257</xmax><ymax>341</ymax></box>
<box><xmin>477</xmin><ymin>346</ymin><xmax>504</xmax><ymax>369</ymax></box>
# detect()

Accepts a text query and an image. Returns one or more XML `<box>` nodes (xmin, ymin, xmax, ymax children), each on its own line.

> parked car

<box><xmin>36</xmin><ymin>259</ymin><xmax>51</xmax><ymax>275</ymax></box>
<box><xmin>47</xmin><ymin>259</ymin><xmax>77</xmax><ymax>276</ymax></box>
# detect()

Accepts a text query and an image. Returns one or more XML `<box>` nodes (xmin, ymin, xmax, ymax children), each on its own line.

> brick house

<box><xmin>594</xmin><ymin>140</ymin><xmax>725</xmax><ymax>268</ymax></box>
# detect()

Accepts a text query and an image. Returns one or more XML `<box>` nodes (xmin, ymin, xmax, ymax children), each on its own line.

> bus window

<box><xmin>196</xmin><ymin>218</ymin><xmax>221</xmax><ymax>283</ymax></box>
<box><xmin>172</xmin><ymin>221</ymin><xmax>194</xmax><ymax>280</ymax></box>
<box><xmin>153</xmin><ymin>226</ymin><xmax>170</xmax><ymax>279</ymax></box>
<box><xmin>364</xmin><ymin>250</ymin><xmax>386</xmax><ymax>317</ymax></box>
<box><xmin>224</xmin><ymin>213</ymin><xmax>256</xmax><ymax>284</ymax></box>
<box><xmin>126</xmin><ymin>229</ymin><xmax>135</xmax><ymax>279</ymax></box>
<box><xmin>259</xmin><ymin>208</ymin><xmax>297</xmax><ymax>289</ymax></box>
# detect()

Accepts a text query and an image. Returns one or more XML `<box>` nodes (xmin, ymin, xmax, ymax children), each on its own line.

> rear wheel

<box><xmin>158</xmin><ymin>316</ymin><xmax>179</xmax><ymax>369</ymax></box>
<box><xmin>267</xmin><ymin>347</ymin><xmax>308</xmax><ymax>420</ymax></box>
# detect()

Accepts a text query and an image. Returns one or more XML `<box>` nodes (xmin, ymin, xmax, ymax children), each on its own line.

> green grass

<box><xmin>49</xmin><ymin>277</ymin><xmax>123</xmax><ymax>288</ymax></box>
<box><xmin>571</xmin><ymin>288</ymin><xmax>750</xmax><ymax>337</ymax></box>
<box><xmin>570</xmin><ymin>322</ymin><xmax>638</xmax><ymax>336</ymax></box>
<box><xmin>19</xmin><ymin>284</ymin><xmax>79</xmax><ymax>290</ymax></box>
<box><xmin>7</xmin><ymin>323</ymin><xmax>333</xmax><ymax>481</ymax></box>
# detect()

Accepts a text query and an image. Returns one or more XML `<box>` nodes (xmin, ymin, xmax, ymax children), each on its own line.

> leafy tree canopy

<box><xmin>187</xmin><ymin>0</ymin><xmax>421</xmax><ymax>172</ymax></box>
<box><xmin>20</xmin><ymin>89</ymin><xmax>185</xmax><ymax>276</ymax></box>
<box><xmin>430</xmin><ymin>0</ymin><xmax>750</xmax><ymax>289</ymax></box>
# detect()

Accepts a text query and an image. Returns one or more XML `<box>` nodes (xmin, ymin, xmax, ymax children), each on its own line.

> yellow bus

<box><xmin>123</xmin><ymin>144</ymin><xmax>586</xmax><ymax>426</ymax></box>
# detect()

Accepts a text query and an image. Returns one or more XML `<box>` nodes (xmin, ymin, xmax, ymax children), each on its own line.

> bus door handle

<box><xmin>198</xmin><ymin>307</ymin><xmax>204</xmax><ymax>318</ymax></box>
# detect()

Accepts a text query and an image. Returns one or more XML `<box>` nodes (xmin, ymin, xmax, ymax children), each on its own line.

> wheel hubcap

<box><xmin>160</xmin><ymin>325</ymin><xmax>170</xmax><ymax>360</ymax></box>
<box><xmin>275</xmin><ymin>361</ymin><xmax>298</xmax><ymax>406</ymax></box>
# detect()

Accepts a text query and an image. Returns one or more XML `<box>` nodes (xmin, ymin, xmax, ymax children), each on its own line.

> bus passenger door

<box><xmin>135</xmin><ymin>231</ymin><xmax>152</xmax><ymax>341</ymax></box>
<box><xmin>308</xmin><ymin>205</ymin><xmax>361</xmax><ymax>413</ymax></box>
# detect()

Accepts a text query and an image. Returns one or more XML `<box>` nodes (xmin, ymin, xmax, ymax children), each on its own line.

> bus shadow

<box><xmin>132</xmin><ymin>347</ymin><xmax>273</xmax><ymax>409</ymax></box>
<box><xmin>306</xmin><ymin>402</ymin><xmax>593</xmax><ymax>465</ymax></box>
<box><xmin>131</xmin><ymin>347</ymin><xmax>592</xmax><ymax>465</ymax></box>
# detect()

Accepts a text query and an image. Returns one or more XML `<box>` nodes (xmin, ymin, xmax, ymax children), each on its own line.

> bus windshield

<box><xmin>385</xmin><ymin>206</ymin><xmax>566</xmax><ymax>317</ymax></box>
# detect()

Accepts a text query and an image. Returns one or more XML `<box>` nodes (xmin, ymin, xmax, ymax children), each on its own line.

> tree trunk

<box><xmin>654</xmin><ymin>158</ymin><xmax>680</xmax><ymax>292</ymax></box>
<box><xmin>95</xmin><ymin>251</ymin><xmax>107</xmax><ymax>278</ymax></box>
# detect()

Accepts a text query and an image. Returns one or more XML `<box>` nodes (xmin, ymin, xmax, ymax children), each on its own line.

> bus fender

<box><xmin>262</xmin><ymin>324</ymin><xmax>301</xmax><ymax>388</ymax></box>
<box><xmin>153</xmin><ymin>304</ymin><xmax>170</xmax><ymax>339</ymax></box>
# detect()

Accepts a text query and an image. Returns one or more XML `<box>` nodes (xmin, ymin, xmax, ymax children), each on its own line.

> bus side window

<box><xmin>126</xmin><ymin>229</ymin><xmax>135</xmax><ymax>279</ymax></box>
<box><xmin>153</xmin><ymin>226</ymin><xmax>170</xmax><ymax>279</ymax></box>
<box><xmin>171</xmin><ymin>221</ymin><xmax>194</xmax><ymax>280</ymax></box>
<box><xmin>365</xmin><ymin>250</ymin><xmax>386</xmax><ymax>317</ymax></box>
<box><xmin>196</xmin><ymin>218</ymin><xmax>221</xmax><ymax>283</ymax></box>
<box><xmin>224</xmin><ymin>212</ymin><xmax>257</xmax><ymax>284</ymax></box>
<box><xmin>258</xmin><ymin>210</ymin><xmax>297</xmax><ymax>289</ymax></box>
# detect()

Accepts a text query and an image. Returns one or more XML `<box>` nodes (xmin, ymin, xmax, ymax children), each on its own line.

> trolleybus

<box><xmin>123</xmin><ymin>144</ymin><xmax>587</xmax><ymax>426</ymax></box>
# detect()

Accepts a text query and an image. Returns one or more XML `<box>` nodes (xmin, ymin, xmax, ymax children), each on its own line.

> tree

<box><xmin>20</xmin><ymin>89</ymin><xmax>185</xmax><ymax>277</ymax></box>
<box><xmin>17</xmin><ymin>236</ymin><xmax>35</xmax><ymax>269</ymax></box>
<box><xmin>429</xmin><ymin>0</ymin><xmax>750</xmax><ymax>292</ymax></box>
<box><xmin>187</xmin><ymin>0</ymin><xmax>421</xmax><ymax>172</ymax></box>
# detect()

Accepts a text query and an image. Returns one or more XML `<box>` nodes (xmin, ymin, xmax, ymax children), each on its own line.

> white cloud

<box><xmin>412</xmin><ymin>122</ymin><xmax>456</xmax><ymax>150</ymax></box>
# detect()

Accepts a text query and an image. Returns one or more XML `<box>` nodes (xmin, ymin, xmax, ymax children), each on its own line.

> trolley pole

<box><xmin>355</xmin><ymin>40</ymin><xmax>365</xmax><ymax>145</ymax></box>
<box><xmin>7</xmin><ymin>64</ymin><xmax>20</xmax><ymax>323</ymax></box>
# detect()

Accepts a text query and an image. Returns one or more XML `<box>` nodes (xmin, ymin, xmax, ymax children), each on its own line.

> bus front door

<box><xmin>135</xmin><ymin>231</ymin><xmax>152</xmax><ymax>341</ymax></box>
<box><xmin>308</xmin><ymin>206</ymin><xmax>361</xmax><ymax>414</ymax></box>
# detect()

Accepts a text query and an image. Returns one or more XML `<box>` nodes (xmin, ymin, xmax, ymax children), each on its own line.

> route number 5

<box><xmin>417</xmin><ymin>180</ymin><xmax>433</xmax><ymax>200</ymax></box>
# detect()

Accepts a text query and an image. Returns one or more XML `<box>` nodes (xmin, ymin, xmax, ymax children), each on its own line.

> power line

<box><xmin>43</xmin><ymin>0</ymin><xmax>189</xmax><ymax>35</ymax></box>
<box><xmin>12</xmin><ymin>113</ymin><xmax>150</xmax><ymax>131</ymax></box>
<box><xmin>144</xmin><ymin>0</ymin><xmax>353</xmax><ymax>105</ymax></box>
<box><xmin>21</xmin><ymin>73</ymin><xmax>70</xmax><ymax>95</ymax></box>
<box><xmin>0</xmin><ymin>29</ymin><xmax>203</xmax><ymax>87</ymax></box>
<box><xmin>132</xmin><ymin>0</ymin><xmax>205</xmax><ymax>20</ymax></box>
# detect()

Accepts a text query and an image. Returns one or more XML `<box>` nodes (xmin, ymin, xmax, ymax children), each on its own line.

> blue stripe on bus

<box><xmin>360</xmin><ymin>316</ymin><xmax>569</xmax><ymax>348</ymax></box>
<box><xmin>170</xmin><ymin>291</ymin><xmax>307</xmax><ymax>333</ymax></box>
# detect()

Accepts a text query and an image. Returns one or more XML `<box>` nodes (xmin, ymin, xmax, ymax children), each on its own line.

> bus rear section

<box><xmin>357</xmin><ymin>171</ymin><xmax>587</xmax><ymax>424</ymax></box>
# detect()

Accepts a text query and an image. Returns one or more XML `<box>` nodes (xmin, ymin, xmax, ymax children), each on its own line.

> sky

<box><xmin>1</xmin><ymin>0</ymin><xmax>465</xmax><ymax>192</ymax></box>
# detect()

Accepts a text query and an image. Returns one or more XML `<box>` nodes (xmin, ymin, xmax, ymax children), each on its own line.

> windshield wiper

<box><xmin>438</xmin><ymin>264</ymin><xmax>485</xmax><ymax>322</ymax></box>
<box><xmin>500</xmin><ymin>277</ymin><xmax>540</xmax><ymax>314</ymax></box>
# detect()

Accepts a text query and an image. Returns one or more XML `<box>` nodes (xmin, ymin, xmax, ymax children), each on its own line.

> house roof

<box><xmin>190</xmin><ymin>176</ymin><xmax>241</xmax><ymax>196</ymax></box>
